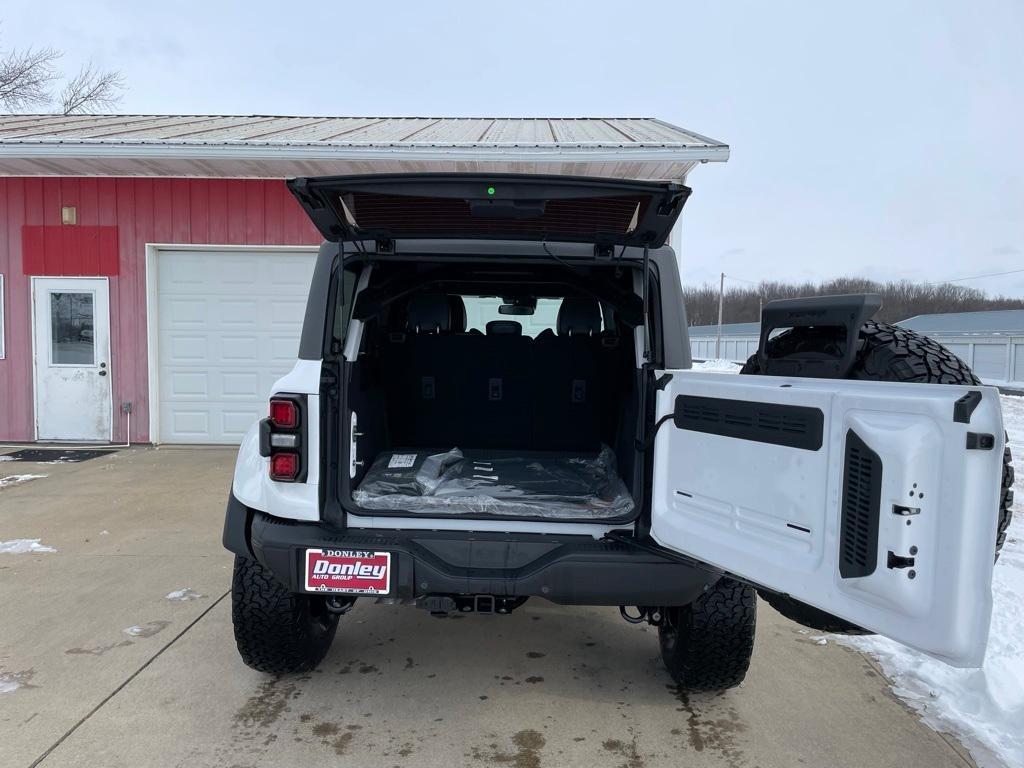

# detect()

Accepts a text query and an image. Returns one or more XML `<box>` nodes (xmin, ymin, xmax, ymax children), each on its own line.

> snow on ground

<box><xmin>0</xmin><ymin>455</ymin><xmax>14</xmax><ymax>461</ymax></box>
<box><xmin>0</xmin><ymin>539</ymin><xmax>57</xmax><ymax>554</ymax></box>
<box><xmin>691</xmin><ymin>358</ymin><xmax>743</xmax><ymax>373</ymax></box>
<box><xmin>838</xmin><ymin>392</ymin><xmax>1024</xmax><ymax>768</ymax></box>
<box><xmin>0</xmin><ymin>473</ymin><xmax>47</xmax><ymax>489</ymax></box>
<box><xmin>165</xmin><ymin>587</ymin><xmax>205</xmax><ymax>601</ymax></box>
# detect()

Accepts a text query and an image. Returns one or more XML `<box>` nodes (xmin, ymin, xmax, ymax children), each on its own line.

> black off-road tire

<box><xmin>658</xmin><ymin>578</ymin><xmax>757</xmax><ymax>692</ymax></box>
<box><xmin>231</xmin><ymin>555</ymin><xmax>340</xmax><ymax>674</ymax></box>
<box><xmin>742</xmin><ymin>320</ymin><xmax>1015</xmax><ymax>633</ymax></box>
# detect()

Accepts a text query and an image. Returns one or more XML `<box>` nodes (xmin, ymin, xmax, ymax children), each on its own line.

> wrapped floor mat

<box><xmin>353</xmin><ymin>445</ymin><xmax>634</xmax><ymax>520</ymax></box>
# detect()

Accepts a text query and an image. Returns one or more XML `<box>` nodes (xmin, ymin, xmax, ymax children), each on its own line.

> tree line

<box><xmin>684</xmin><ymin>277</ymin><xmax>1024</xmax><ymax>327</ymax></box>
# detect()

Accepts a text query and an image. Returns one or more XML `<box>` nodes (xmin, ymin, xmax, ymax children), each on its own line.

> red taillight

<box><xmin>269</xmin><ymin>398</ymin><xmax>299</xmax><ymax>428</ymax></box>
<box><xmin>270</xmin><ymin>452</ymin><xmax>300</xmax><ymax>481</ymax></box>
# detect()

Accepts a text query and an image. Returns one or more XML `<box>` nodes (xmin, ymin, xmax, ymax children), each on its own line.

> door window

<box><xmin>49</xmin><ymin>291</ymin><xmax>95</xmax><ymax>365</ymax></box>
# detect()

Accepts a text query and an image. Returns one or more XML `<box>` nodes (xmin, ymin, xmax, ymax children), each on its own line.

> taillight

<box><xmin>269</xmin><ymin>398</ymin><xmax>299</xmax><ymax>428</ymax></box>
<box><xmin>270</xmin><ymin>452</ymin><xmax>300</xmax><ymax>481</ymax></box>
<box><xmin>259</xmin><ymin>394</ymin><xmax>306</xmax><ymax>483</ymax></box>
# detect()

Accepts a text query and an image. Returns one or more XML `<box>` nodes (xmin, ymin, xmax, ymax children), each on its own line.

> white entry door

<box><xmin>33</xmin><ymin>278</ymin><xmax>112</xmax><ymax>441</ymax></box>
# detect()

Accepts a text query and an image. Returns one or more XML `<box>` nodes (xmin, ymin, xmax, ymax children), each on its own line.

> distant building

<box><xmin>688</xmin><ymin>309</ymin><xmax>1024</xmax><ymax>386</ymax></box>
<box><xmin>899</xmin><ymin>310</ymin><xmax>1024</xmax><ymax>384</ymax></box>
<box><xmin>688</xmin><ymin>322</ymin><xmax>760</xmax><ymax>363</ymax></box>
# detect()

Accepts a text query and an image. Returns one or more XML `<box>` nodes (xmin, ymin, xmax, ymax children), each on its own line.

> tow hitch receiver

<box><xmin>417</xmin><ymin>595</ymin><xmax>528</xmax><ymax>616</ymax></box>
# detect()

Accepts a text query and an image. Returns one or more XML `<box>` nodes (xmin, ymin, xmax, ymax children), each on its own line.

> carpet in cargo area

<box><xmin>352</xmin><ymin>445</ymin><xmax>634</xmax><ymax>520</ymax></box>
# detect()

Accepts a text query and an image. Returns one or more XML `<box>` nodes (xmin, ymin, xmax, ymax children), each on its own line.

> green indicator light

<box><xmin>487</xmin><ymin>186</ymin><xmax>496</xmax><ymax>196</ymax></box>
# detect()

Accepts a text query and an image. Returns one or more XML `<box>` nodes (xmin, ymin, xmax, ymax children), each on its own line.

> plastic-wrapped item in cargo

<box><xmin>352</xmin><ymin>445</ymin><xmax>635</xmax><ymax>520</ymax></box>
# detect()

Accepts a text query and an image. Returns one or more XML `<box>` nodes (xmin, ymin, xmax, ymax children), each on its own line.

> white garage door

<box><xmin>156</xmin><ymin>248</ymin><xmax>317</xmax><ymax>444</ymax></box>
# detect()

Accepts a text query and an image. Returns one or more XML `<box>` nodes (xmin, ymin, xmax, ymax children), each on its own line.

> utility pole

<box><xmin>715</xmin><ymin>271</ymin><xmax>725</xmax><ymax>359</ymax></box>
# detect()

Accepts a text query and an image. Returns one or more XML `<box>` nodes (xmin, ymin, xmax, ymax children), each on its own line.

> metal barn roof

<box><xmin>898</xmin><ymin>309</ymin><xmax>1024</xmax><ymax>336</ymax></box>
<box><xmin>0</xmin><ymin>114</ymin><xmax>728</xmax><ymax>180</ymax></box>
<box><xmin>688</xmin><ymin>322</ymin><xmax>761</xmax><ymax>337</ymax></box>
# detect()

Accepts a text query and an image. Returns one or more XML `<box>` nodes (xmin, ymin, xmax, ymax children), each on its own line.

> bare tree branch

<box><xmin>59</xmin><ymin>62</ymin><xmax>124</xmax><ymax>114</ymax></box>
<box><xmin>0</xmin><ymin>46</ymin><xmax>61</xmax><ymax>111</ymax></box>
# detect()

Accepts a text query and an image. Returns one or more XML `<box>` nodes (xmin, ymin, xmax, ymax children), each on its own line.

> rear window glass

<box><xmin>462</xmin><ymin>297</ymin><xmax>603</xmax><ymax>338</ymax></box>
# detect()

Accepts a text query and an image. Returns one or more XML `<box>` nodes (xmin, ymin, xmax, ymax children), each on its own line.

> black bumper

<box><xmin>224</xmin><ymin>495</ymin><xmax>717</xmax><ymax>607</ymax></box>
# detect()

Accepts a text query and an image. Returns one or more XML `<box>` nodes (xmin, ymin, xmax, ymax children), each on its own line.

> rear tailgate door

<box><xmin>287</xmin><ymin>173</ymin><xmax>690</xmax><ymax>249</ymax></box>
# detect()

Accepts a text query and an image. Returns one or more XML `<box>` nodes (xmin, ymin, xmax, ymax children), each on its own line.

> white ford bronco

<box><xmin>224</xmin><ymin>172</ymin><xmax>1013</xmax><ymax>691</ymax></box>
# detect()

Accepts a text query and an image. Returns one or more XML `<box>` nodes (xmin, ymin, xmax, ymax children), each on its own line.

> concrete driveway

<box><xmin>0</xmin><ymin>448</ymin><xmax>977</xmax><ymax>768</ymax></box>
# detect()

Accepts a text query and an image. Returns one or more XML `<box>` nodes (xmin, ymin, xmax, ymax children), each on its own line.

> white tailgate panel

<box><xmin>651</xmin><ymin>371</ymin><xmax>1003</xmax><ymax>667</ymax></box>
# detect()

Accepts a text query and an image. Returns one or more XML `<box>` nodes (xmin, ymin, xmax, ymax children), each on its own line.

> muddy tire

<box><xmin>742</xmin><ymin>320</ymin><xmax>1015</xmax><ymax>633</ymax></box>
<box><xmin>659</xmin><ymin>578</ymin><xmax>756</xmax><ymax>692</ymax></box>
<box><xmin>231</xmin><ymin>555</ymin><xmax>339</xmax><ymax>674</ymax></box>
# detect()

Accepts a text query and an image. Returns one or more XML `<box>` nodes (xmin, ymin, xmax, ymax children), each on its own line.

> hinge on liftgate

<box><xmin>654</xmin><ymin>373</ymin><xmax>673</xmax><ymax>391</ymax></box>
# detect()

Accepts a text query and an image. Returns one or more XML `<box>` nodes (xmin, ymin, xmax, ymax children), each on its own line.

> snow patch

<box><xmin>165</xmin><ymin>587</ymin><xmax>204</xmax><ymax>601</ymax></box>
<box><xmin>0</xmin><ymin>474</ymin><xmax>47</xmax><ymax>488</ymax></box>
<box><xmin>0</xmin><ymin>539</ymin><xmax>56</xmax><ymax>554</ymax></box>
<box><xmin>691</xmin><ymin>359</ymin><xmax>742</xmax><ymax>373</ymax></box>
<box><xmin>0</xmin><ymin>455</ymin><xmax>14</xmax><ymax>461</ymax></box>
<box><xmin>837</xmin><ymin>392</ymin><xmax>1024</xmax><ymax>768</ymax></box>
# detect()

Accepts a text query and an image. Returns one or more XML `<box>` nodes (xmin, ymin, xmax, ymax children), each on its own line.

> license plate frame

<box><xmin>303</xmin><ymin>548</ymin><xmax>392</xmax><ymax>595</ymax></box>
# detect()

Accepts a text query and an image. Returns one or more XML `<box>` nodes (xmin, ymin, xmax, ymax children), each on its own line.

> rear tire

<box><xmin>658</xmin><ymin>578</ymin><xmax>756</xmax><ymax>692</ymax></box>
<box><xmin>742</xmin><ymin>320</ymin><xmax>1015</xmax><ymax>633</ymax></box>
<box><xmin>231</xmin><ymin>555</ymin><xmax>340</xmax><ymax>674</ymax></box>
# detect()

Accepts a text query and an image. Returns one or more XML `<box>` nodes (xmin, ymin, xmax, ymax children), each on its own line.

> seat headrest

<box><xmin>406</xmin><ymin>294</ymin><xmax>452</xmax><ymax>333</ymax></box>
<box><xmin>557</xmin><ymin>297</ymin><xmax>601</xmax><ymax>336</ymax></box>
<box><xmin>486</xmin><ymin>320</ymin><xmax>523</xmax><ymax>336</ymax></box>
<box><xmin>448</xmin><ymin>296</ymin><xmax>467</xmax><ymax>333</ymax></box>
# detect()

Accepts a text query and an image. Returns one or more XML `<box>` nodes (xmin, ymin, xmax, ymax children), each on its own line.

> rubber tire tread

<box><xmin>658</xmin><ymin>577</ymin><xmax>757</xmax><ymax>692</ymax></box>
<box><xmin>231</xmin><ymin>555</ymin><xmax>339</xmax><ymax>674</ymax></box>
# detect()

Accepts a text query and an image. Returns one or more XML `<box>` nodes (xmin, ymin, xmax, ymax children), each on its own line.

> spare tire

<box><xmin>741</xmin><ymin>320</ymin><xmax>1014</xmax><ymax>634</ymax></box>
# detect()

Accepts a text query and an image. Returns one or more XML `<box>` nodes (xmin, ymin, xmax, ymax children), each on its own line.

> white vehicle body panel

<box><xmin>651</xmin><ymin>371</ymin><xmax>1003</xmax><ymax>668</ymax></box>
<box><xmin>232</xmin><ymin>359</ymin><xmax>322</xmax><ymax>522</ymax></box>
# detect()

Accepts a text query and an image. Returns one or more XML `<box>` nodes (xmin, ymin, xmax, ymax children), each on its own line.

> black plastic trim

<box><xmin>757</xmin><ymin>293</ymin><xmax>882</xmax><ymax>379</ymax></box>
<box><xmin>672</xmin><ymin>395</ymin><xmax>824</xmax><ymax>451</ymax></box>
<box><xmin>839</xmin><ymin>429</ymin><xmax>882</xmax><ymax>579</ymax></box>
<box><xmin>222</xmin><ymin>491</ymin><xmax>253</xmax><ymax>557</ymax></box>
<box><xmin>953</xmin><ymin>391</ymin><xmax>983</xmax><ymax>424</ymax></box>
<box><xmin>247</xmin><ymin>512</ymin><xmax>717</xmax><ymax>606</ymax></box>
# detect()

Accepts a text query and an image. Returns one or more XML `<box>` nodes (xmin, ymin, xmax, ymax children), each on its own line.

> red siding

<box><xmin>0</xmin><ymin>177</ymin><xmax>321</xmax><ymax>443</ymax></box>
<box><xmin>22</xmin><ymin>225</ymin><xmax>120</xmax><ymax>275</ymax></box>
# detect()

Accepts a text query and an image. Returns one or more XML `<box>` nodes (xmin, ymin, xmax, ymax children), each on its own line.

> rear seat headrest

<box><xmin>557</xmin><ymin>297</ymin><xmax>602</xmax><ymax>336</ymax></box>
<box><xmin>486</xmin><ymin>320</ymin><xmax>523</xmax><ymax>336</ymax></box>
<box><xmin>448</xmin><ymin>296</ymin><xmax>467</xmax><ymax>333</ymax></box>
<box><xmin>405</xmin><ymin>294</ymin><xmax>452</xmax><ymax>333</ymax></box>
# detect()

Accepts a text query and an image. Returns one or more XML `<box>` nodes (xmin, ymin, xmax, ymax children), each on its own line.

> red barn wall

<box><xmin>0</xmin><ymin>177</ymin><xmax>321</xmax><ymax>443</ymax></box>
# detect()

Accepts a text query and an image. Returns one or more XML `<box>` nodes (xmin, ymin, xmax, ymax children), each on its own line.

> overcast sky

<box><xmin>4</xmin><ymin>1</ymin><xmax>1022</xmax><ymax>295</ymax></box>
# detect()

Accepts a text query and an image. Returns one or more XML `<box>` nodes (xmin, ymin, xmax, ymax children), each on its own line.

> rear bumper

<box><xmin>224</xmin><ymin>495</ymin><xmax>717</xmax><ymax>607</ymax></box>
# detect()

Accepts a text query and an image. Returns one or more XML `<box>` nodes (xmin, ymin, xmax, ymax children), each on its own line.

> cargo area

<box><xmin>342</xmin><ymin>260</ymin><xmax>642</xmax><ymax>522</ymax></box>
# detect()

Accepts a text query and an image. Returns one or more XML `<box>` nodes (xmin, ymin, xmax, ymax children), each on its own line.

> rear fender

<box><xmin>232</xmin><ymin>359</ymin><xmax>322</xmax><ymax>522</ymax></box>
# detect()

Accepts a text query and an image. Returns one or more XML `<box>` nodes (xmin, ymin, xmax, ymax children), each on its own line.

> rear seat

<box><xmin>533</xmin><ymin>297</ymin><xmax>604</xmax><ymax>450</ymax></box>
<box><xmin>384</xmin><ymin>294</ymin><xmax>609</xmax><ymax>451</ymax></box>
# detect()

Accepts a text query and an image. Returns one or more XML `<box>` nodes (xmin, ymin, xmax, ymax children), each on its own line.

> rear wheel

<box><xmin>658</xmin><ymin>577</ymin><xmax>756</xmax><ymax>691</ymax></box>
<box><xmin>742</xmin><ymin>320</ymin><xmax>1015</xmax><ymax>633</ymax></box>
<box><xmin>231</xmin><ymin>555</ymin><xmax>340</xmax><ymax>674</ymax></box>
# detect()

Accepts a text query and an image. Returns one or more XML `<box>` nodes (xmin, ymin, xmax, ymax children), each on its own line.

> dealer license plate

<box><xmin>304</xmin><ymin>549</ymin><xmax>392</xmax><ymax>594</ymax></box>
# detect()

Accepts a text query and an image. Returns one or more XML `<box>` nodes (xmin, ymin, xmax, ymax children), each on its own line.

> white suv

<box><xmin>224</xmin><ymin>172</ymin><xmax>1012</xmax><ymax>691</ymax></box>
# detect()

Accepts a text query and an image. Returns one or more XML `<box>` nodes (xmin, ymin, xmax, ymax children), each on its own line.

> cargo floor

<box><xmin>352</xmin><ymin>445</ymin><xmax>635</xmax><ymax>521</ymax></box>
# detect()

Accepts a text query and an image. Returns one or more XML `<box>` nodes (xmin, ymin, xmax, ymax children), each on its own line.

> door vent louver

<box><xmin>673</xmin><ymin>396</ymin><xmax>823</xmax><ymax>450</ymax></box>
<box><xmin>839</xmin><ymin>430</ymin><xmax>882</xmax><ymax>578</ymax></box>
